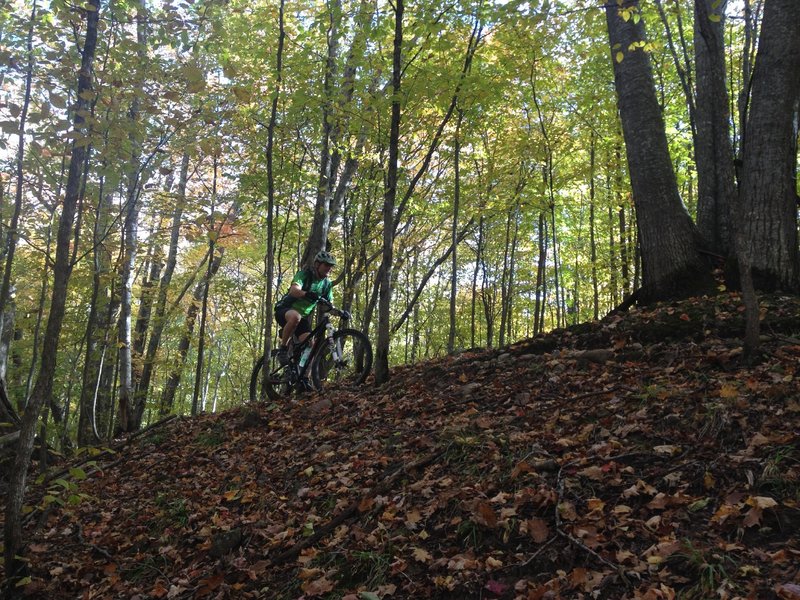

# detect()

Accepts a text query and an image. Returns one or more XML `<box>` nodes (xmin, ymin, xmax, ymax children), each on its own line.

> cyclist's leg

<box><xmin>276</xmin><ymin>308</ymin><xmax>301</xmax><ymax>348</ymax></box>
<box><xmin>294</xmin><ymin>316</ymin><xmax>312</xmax><ymax>345</ymax></box>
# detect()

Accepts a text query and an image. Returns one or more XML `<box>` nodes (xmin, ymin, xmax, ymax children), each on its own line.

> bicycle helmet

<box><xmin>314</xmin><ymin>250</ymin><xmax>337</xmax><ymax>266</ymax></box>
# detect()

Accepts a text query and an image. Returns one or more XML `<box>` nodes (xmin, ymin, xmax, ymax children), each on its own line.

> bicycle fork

<box><xmin>325</xmin><ymin>322</ymin><xmax>342</xmax><ymax>364</ymax></box>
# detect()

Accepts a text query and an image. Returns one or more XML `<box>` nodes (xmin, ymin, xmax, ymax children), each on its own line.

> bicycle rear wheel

<box><xmin>311</xmin><ymin>329</ymin><xmax>373</xmax><ymax>390</ymax></box>
<box><xmin>249</xmin><ymin>352</ymin><xmax>291</xmax><ymax>403</ymax></box>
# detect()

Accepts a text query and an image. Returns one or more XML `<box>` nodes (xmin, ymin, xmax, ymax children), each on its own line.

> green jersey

<box><xmin>275</xmin><ymin>268</ymin><xmax>333</xmax><ymax>317</ymax></box>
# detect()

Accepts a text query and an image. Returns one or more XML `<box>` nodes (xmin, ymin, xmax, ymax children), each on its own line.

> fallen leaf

<box><xmin>412</xmin><ymin>547</ymin><xmax>432</xmax><ymax>563</ymax></box>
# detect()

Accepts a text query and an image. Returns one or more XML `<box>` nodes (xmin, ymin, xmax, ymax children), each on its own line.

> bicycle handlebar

<box><xmin>318</xmin><ymin>298</ymin><xmax>350</xmax><ymax>321</ymax></box>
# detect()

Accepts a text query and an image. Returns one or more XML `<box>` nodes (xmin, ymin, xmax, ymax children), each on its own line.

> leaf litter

<box><xmin>2</xmin><ymin>292</ymin><xmax>799</xmax><ymax>599</ymax></box>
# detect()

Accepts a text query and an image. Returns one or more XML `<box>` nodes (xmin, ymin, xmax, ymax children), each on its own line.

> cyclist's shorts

<box><xmin>275</xmin><ymin>307</ymin><xmax>312</xmax><ymax>337</ymax></box>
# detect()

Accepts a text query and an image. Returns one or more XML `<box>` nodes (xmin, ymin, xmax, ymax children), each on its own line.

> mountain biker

<box><xmin>274</xmin><ymin>250</ymin><xmax>336</xmax><ymax>366</ymax></box>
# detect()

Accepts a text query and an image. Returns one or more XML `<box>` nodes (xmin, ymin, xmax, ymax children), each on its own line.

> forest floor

<box><xmin>1</xmin><ymin>292</ymin><xmax>800</xmax><ymax>600</ymax></box>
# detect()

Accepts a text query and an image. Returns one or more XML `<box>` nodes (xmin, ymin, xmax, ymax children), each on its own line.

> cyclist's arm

<box><xmin>287</xmin><ymin>282</ymin><xmax>304</xmax><ymax>299</ymax></box>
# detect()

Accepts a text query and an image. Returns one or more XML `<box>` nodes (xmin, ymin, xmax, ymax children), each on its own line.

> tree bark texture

<box><xmin>694</xmin><ymin>0</ymin><xmax>736</xmax><ymax>257</ymax></box>
<box><xmin>374</xmin><ymin>0</ymin><xmax>403</xmax><ymax>385</ymax></box>
<box><xmin>738</xmin><ymin>0</ymin><xmax>800</xmax><ymax>291</ymax></box>
<box><xmin>3</xmin><ymin>0</ymin><xmax>101</xmax><ymax>588</ymax></box>
<box><xmin>604</xmin><ymin>0</ymin><xmax>714</xmax><ymax>302</ymax></box>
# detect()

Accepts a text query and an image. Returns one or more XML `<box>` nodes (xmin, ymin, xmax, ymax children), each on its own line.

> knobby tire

<box><xmin>311</xmin><ymin>329</ymin><xmax>373</xmax><ymax>391</ymax></box>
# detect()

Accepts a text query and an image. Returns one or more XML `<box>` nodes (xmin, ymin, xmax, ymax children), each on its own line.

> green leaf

<box><xmin>709</xmin><ymin>13</ymin><xmax>721</xmax><ymax>22</ymax></box>
<box><xmin>49</xmin><ymin>93</ymin><xmax>67</xmax><ymax>109</ymax></box>
<box><xmin>615</xmin><ymin>52</ymin><xmax>624</xmax><ymax>63</ymax></box>
<box><xmin>69</xmin><ymin>467</ymin><xmax>88</xmax><ymax>480</ymax></box>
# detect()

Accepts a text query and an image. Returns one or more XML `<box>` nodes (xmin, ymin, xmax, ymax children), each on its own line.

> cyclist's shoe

<box><xmin>276</xmin><ymin>346</ymin><xmax>290</xmax><ymax>366</ymax></box>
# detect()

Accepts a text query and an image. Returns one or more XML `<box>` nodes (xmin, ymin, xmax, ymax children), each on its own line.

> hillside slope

<box><xmin>2</xmin><ymin>293</ymin><xmax>800</xmax><ymax>599</ymax></box>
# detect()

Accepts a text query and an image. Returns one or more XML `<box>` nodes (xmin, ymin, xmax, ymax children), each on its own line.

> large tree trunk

<box><xmin>694</xmin><ymin>0</ymin><xmax>736</xmax><ymax>257</ymax></box>
<box><xmin>738</xmin><ymin>0</ymin><xmax>800</xmax><ymax>292</ymax></box>
<box><xmin>604</xmin><ymin>0</ymin><xmax>714</xmax><ymax>302</ymax></box>
<box><xmin>3</xmin><ymin>0</ymin><xmax>100</xmax><ymax>589</ymax></box>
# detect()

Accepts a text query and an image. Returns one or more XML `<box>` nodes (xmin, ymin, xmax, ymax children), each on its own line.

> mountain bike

<box><xmin>249</xmin><ymin>299</ymin><xmax>373</xmax><ymax>403</ymax></box>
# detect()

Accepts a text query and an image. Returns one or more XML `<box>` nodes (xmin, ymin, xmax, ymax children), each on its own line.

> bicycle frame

<box><xmin>273</xmin><ymin>309</ymin><xmax>338</xmax><ymax>389</ymax></box>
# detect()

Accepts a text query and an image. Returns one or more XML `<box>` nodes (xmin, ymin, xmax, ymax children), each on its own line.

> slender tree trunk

<box><xmin>132</xmin><ymin>213</ymin><xmax>167</xmax><ymax>367</ymax></box>
<box><xmin>499</xmin><ymin>209</ymin><xmax>511</xmax><ymax>347</ymax></box>
<box><xmin>0</xmin><ymin>0</ymin><xmax>36</xmax><ymax>371</ymax></box>
<box><xmin>589</xmin><ymin>135</ymin><xmax>599</xmax><ymax>320</ymax></box>
<box><xmin>507</xmin><ymin>202</ymin><xmax>520</xmax><ymax>340</ymax></box>
<box><xmin>116</xmin><ymin>0</ymin><xmax>149</xmax><ymax>433</ymax></box>
<box><xmin>735</xmin><ymin>0</ymin><xmax>757</xmax><ymax>159</ymax></box>
<box><xmin>192</xmin><ymin>157</ymin><xmax>218</xmax><ymax>415</ymax></box>
<box><xmin>302</xmin><ymin>0</ymin><xmax>373</xmax><ymax>266</ymax></box>
<box><xmin>534</xmin><ymin>213</ymin><xmax>547</xmax><ymax>334</ymax></box>
<box><xmin>141</xmin><ymin>153</ymin><xmax>189</xmax><ymax>409</ymax></box>
<box><xmin>77</xmin><ymin>191</ymin><xmax>114</xmax><ymax>445</ymax></box>
<box><xmin>481</xmin><ymin>252</ymin><xmax>495</xmax><ymax>348</ymax></box>
<box><xmin>470</xmin><ymin>215</ymin><xmax>483</xmax><ymax>348</ymax></box>
<box><xmin>549</xmin><ymin>202</ymin><xmax>562</xmax><ymax>327</ymax></box>
<box><xmin>160</xmin><ymin>249</ymin><xmax>224</xmax><ymax>414</ymax></box>
<box><xmin>374</xmin><ymin>0</ymin><xmax>403</xmax><ymax>385</ymax></box>
<box><xmin>259</xmin><ymin>0</ymin><xmax>285</xmax><ymax>399</ymax></box>
<box><xmin>618</xmin><ymin>204</ymin><xmax>629</xmax><ymax>296</ymax></box>
<box><xmin>4</xmin><ymin>0</ymin><xmax>100</xmax><ymax>587</ymax></box>
<box><xmin>448</xmin><ymin>109</ymin><xmax>463</xmax><ymax>354</ymax></box>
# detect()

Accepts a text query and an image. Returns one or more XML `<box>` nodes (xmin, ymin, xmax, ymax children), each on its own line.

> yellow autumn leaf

<box><xmin>486</xmin><ymin>556</ymin><xmax>503</xmax><ymax>569</ymax></box>
<box><xmin>745</xmin><ymin>496</ymin><xmax>778</xmax><ymax>510</ymax></box>
<box><xmin>412</xmin><ymin>547</ymin><xmax>432</xmax><ymax>563</ymax></box>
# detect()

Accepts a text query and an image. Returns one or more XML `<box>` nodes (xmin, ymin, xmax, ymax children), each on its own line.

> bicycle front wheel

<box><xmin>311</xmin><ymin>329</ymin><xmax>373</xmax><ymax>391</ymax></box>
<box><xmin>249</xmin><ymin>352</ymin><xmax>291</xmax><ymax>403</ymax></box>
